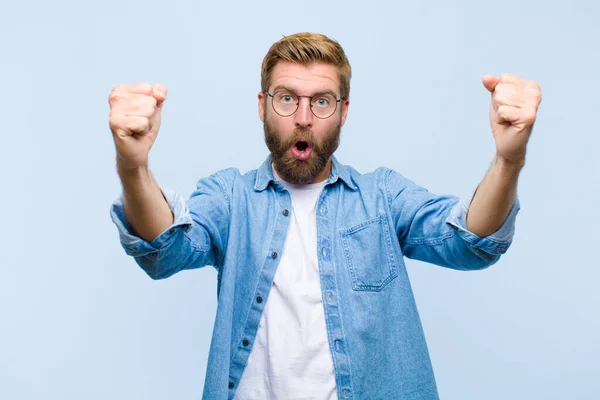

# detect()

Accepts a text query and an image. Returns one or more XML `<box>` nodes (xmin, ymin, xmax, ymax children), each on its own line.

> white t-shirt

<box><xmin>234</xmin><ymin>167</ymin><xmax>338</xmax><ymax>400</ymax></box>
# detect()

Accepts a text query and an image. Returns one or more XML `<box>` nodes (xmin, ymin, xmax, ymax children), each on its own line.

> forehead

<box><xmin>269</xmin><ymin>61</ymin><xmax>340</xmax><ymax>95</ymax></box>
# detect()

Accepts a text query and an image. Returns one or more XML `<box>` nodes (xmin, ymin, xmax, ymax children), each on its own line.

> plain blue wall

<box><xmin>1</xmin><ymin>1</ymin><xmax>598</xmax><ymax>399</ymax></box>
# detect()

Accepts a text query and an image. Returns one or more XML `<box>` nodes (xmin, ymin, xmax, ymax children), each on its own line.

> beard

<box><xmin>263</xmin><ymin>117</ymin><xmax>341</xmax><ymax>185</ymax></box>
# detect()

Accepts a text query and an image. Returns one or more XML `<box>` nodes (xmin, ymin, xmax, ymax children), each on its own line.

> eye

<box><xmin>275</xmin><ymin>92</ymin><xmax>296</xmax><ymax>104</ymax></box>
<box><xmin>313</xmin><ymin>96</ymin><xmax>331</xmax><ymax>107</ymax></box>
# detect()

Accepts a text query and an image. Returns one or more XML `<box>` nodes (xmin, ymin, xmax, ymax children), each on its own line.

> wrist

<box><xmin>117</xmin><ymin>158</ymin><xmax>150</xmax><ymax>180</ymax></box>
<box><xmin>494</xmin><ymin>153</ymin><xmax>525</xmax><ymax>174</ymax></box>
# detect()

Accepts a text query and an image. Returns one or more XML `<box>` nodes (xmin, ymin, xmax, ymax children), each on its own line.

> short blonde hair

<box><xmin>261</xmin><ymin>32</ymin><xmax>352</xmax><ymax>100</ymax></box>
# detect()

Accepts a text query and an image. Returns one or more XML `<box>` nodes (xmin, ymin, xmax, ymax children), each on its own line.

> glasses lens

<box><xmin>272</xmin><ymin>91</ymin><xmax>298</xmax><ymax>116</ymax></box>
<box><xmin>310</xmin><ymin>94</ymin><xmax>337</xmax><ymax>118</ymax></box>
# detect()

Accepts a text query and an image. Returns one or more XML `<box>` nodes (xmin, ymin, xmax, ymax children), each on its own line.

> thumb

<box><xmin>482</xmin><ymin>75</ymin><xmax>500</xmax><ymax>93</ymax></box>
<box><xmin>153</xmin><ymin>83</ymin><xmax>168</xmax><ymax>106</ymax></box>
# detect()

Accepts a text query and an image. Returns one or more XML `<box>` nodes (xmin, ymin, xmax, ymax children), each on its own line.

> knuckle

<box><xmin>125</xmin><ymin>119</ymin><xmax>142</xmax><ymax>132</ymax></box>
<box><xmin>527</xmin><ymin>80</ymin><xmax>541</xmax><ymax>90</ymax></box>
<box><xmin>109</xmin><ymin>116</ymin><xmax>120</xmax><ymax>130</ymax></box>
<box><xmin>524</xmin><ymin>83</ymin><xmax>542</xmax><ymax>103</ymax></box>
<box><xmin>110</xmin><ymin>84</ymin><xmax>123</xmax><ymax>94</ymax></box>
<box><xmin>108</xmin><ymin>91</ymin><xmax>122</xmax><ymax>104</ymax></box>
<box><xmin>109</xmin><ymin>84</ymin><xmax>128</xmax><ymax>96</ymax></box>
<box><xmin>138</xmin><ymin>83</ymin><xmax>153</xmax><ymax>95</ymax></box>
<box><xmin>142</xmin><ymin>98</ymin><xmax>158</xmax><ymax>116</ymax></box>
<box><xmin>136</xmin><ymin>103</ymin><xmax>155</xmax><ymax>117</ymax></box>
<box><xmin>110</xmin><ymin>115</ymin><xmax>130</xmax><ymax>131</ymax></box>
<box><xmin>496</xmin><ymin>83</ymin><xmax>510</xmax><ymax>94</ymax></box>
<box><xmin>109</xmin><ymin>114</ymin><xmax>120</xmax><ymax>124</ymax></box>
<box><xmin>492</xmin><ymin>91</ymin><xmax>506</xmax><ymax>105</ymax></box>
<box><xmin>524</xmin><ymin>111</ymin><xmax>536</xmax><ymax>122</ymax></box>
<box><xmin>141</xmin><ymin>95</ymin><xmax>157</xmax><ymax>108</ymax></box>
<box><xmin>140</xmin><ymin>108</ymin><xmax>154</xmax><ymax>118</ymax></box>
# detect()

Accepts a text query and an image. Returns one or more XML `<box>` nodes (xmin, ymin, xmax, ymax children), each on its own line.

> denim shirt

<box><xmin>110</xmin><ymin>155</ymin><xmax>519</xmax><ymax>400</ymax></box>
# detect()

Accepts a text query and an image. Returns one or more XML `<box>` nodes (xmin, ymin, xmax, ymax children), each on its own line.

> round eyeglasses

<box><xmin>264</xmin><ymin>90</ymin><xmax>343</xmax><ymax>119</ymax></box>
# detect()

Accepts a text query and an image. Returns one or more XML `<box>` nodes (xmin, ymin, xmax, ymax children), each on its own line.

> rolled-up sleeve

<box><xmin>109</xmin><ymin>170</ymin><xmax>234</xmax><ymax>279</ymax></box>
<box><xmin>386</xmin><ymin>169</ymin><xmax>520</xmax><ymax>271</ymax></box>
<box><xmin>110</xmin><ymin>188</ymin><xmax>193</xmax><ymax>257</ymax></box>
<box><xmin>445</xmin><ymin>194</ymin><xmax>520</xmax><ymax>256</ymax></box>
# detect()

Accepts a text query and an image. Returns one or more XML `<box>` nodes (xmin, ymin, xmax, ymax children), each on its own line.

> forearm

<box><xmin>466</xmin><ymin>154</ymin><xmax>523</xmax><ymax>237</ymax></box>
<box><xmin>118</xmin><ymin>163</ymin><xmax>174</xmax><ymax>243</ymax></box>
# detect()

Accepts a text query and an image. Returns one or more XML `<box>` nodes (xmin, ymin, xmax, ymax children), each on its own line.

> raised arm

<box><xmin>109</xmin><ymin>83</ymin><xmax>173</xmax><ymax>242</ymax></box>
<box><xmin>466</xmin><ymin>74</ymin><xmax>542</xmax><ymax>237</ymax></box>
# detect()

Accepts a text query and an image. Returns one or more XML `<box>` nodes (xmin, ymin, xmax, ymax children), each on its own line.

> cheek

<box><xmin>315</xmin><ymin>119</ymin><xmax>341</xmax><ymax>137</ymax></box>
<box><xmin>266</xmin><ymin>113</ymin><xmax>293</xmax><ymax>133</ymax></box>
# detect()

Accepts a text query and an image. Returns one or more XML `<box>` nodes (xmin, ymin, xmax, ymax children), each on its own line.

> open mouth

<box><xmin>291</xmin><ymin>139</ymin><xmax>313</xmax><ymax>160</ymax></box>
<box><xmin>295</xmin><ymin>140</ymin><xmax>309</xmax><ymax>151</ymax></box>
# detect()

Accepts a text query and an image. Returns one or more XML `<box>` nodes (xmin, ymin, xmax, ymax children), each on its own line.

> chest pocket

<box><xmin>340</xmin><ymin>214</ymin><xmax>399</xmax><ymax>292</ymax></box>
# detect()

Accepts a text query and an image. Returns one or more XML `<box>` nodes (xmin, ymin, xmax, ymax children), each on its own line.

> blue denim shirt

<box><xmin>110</xmin><ymin>155</ymin><xmax>519</xmax><ymax>400</ymax></box>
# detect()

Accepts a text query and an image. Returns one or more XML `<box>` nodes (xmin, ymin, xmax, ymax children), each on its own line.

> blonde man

<box><xmin>109</xmin><ymin>32</ymin><xmax>541</xmax><ymax>399</ymax></box>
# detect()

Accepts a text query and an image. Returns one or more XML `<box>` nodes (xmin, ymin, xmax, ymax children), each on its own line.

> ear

<box><xmin>340</xmin><ymin>99</ymin><xmax>350</xmax><ymax>126</ymax></box>
<box><xmin>258</xmin><ymin>91</ymin><xmax>266</xmax><ymax>122</ymax></box>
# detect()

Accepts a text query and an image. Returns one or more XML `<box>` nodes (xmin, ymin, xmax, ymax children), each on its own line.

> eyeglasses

<box><xmin>264</xmin><ymin>90</ymin><xmax>343</xmax><ymax>119</ymax></box>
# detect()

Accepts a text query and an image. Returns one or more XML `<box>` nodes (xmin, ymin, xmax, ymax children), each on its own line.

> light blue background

<box><xmin>1</xmin><ymin>1</ymin><xmax>598</xmax><ymax>399</ymax></box>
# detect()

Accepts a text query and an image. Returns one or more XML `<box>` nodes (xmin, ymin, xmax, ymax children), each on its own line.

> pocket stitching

<box><xmin>340</xmin><ymin>214</ymin><xmax>398</xmax><ymax>292</ymax></box>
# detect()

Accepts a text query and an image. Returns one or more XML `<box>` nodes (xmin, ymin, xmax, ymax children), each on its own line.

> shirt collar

<box><xmin>253</xmin><ymin>154</ymin><xmax>357</xmax><ymax>191</ymax></box>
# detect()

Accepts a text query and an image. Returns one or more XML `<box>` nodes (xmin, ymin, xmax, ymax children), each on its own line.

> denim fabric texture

<box><xmin>110</xmin><ymin>155</ymin><xmax>519</xmax><ymax>400</ymax></box>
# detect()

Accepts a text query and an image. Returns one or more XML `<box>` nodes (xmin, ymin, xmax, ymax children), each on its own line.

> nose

<box><xmin>293</xmin><ymin>97</ymin><xmax>313</xmax><ymax>129</ymax></box>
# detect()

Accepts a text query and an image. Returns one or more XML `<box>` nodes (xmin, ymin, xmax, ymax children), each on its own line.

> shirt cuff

<box><xmin>446</xmin><ymin>194</ymin><xmax>521</xmax><ymax>255</ymax></box>
<box><xmin>109</xmin><ymin>188</ymin><xmax>193</xmax><ymax>257</ymax></box>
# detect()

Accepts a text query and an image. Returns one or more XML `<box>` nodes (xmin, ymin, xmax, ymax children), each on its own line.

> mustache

<box><xmin>285</xmin><ymin>128</ymin><xmax>315</xmax><ymax>146</ymax></box>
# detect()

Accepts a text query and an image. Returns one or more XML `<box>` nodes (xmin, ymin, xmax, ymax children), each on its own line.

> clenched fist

<box><xmin>109</xmin><ymin>83</ymin><xmax>168</xmax><ymax>170</ymax></box>
<box><xmin>482</xmin><ymin>74</ymin><xmax>542</xmax><ymax>165</ymax></box>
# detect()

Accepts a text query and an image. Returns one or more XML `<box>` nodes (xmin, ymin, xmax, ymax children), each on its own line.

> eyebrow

<box><xmin>271</xmin><ymin>84</ymin><xmax>339</xmax><ymax>99</ymax></box>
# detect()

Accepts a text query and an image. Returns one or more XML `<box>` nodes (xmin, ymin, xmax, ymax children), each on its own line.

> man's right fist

<box><xmin>109</xmin><ymin>83</ymin><xmax>168</xmax><ymax>170</ymax></box>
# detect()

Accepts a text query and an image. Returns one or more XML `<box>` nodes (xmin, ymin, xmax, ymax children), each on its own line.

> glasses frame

<box><xmin>263</xmin><ymin>90</ymin><xmax>343</xmax><ymax>119</ymax></box>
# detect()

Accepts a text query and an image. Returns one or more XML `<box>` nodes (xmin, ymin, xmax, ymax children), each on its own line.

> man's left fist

<box><xmin>483</xmin><ymin>73</ymin><xmax>542</xmax><ymax>164</ymax></box>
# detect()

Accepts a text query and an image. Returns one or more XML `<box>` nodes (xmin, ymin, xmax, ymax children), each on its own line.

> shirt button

<box><xmin>242</xmin><ymin>339</ymin><xmax>249</xmax><ymax>346</ymax></box>
<box><xmin>271</xmin><ymin>251</ymin><xmax>278</xmax><ymax>259</ymax></box>
<box><xmin>326</xmin><ymin>292</ymin><xmax>334</xmax><ymax>303</ymax></box>
<box><xmin>322</xmin><ymin>248</ymin><xmax>327</xmax><ymax>257</ymax></box>
<box><xmin>229</xmin><ymin>381</ymin><xmax>235</xmax><ymax>389</ymax></box>
<box><xmin>256</xmin><ymin>296</ymin><xmax>263</xmax><ymax>303</ymax></box>
<box><xmin>343</xmin><ymin>389</ymin><xmax>350</xmax><ymax>398</ymax></box>
<box><xmin>320</xmin><ymin>207</ymin><xmax>326</xmax><ymax>215</ymax></box>
<box><xmin>282</xmin><ymin>209</ymin><xmax>289</xmax><ymax>216</ymax></box>
<box><xmin>168</xmin><ymin>228</ymin><xmax>175</xmax><ymax>234</ymax></box>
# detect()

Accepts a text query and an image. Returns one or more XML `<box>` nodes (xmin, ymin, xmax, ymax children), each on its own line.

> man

<box><xmin>109</xmin><ymin>32</ymin><xmax>541</xmax><ymax>399</ymax></box>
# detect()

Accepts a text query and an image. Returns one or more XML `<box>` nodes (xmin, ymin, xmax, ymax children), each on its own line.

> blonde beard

<box><xmin>263</xmin><ymin>117</ymin><xmax>341</xmax><ymax>184</ymax></box>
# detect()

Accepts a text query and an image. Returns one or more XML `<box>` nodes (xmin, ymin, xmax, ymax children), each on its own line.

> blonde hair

<box><xmin>261</xmin><ymin>32</ymin><xmax>352</xmax><ymax>100</ymax></box>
